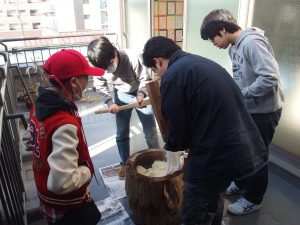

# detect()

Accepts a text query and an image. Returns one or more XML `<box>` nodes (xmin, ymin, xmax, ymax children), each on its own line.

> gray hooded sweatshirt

<box><xmin>229</xmin><ymin>27</ymin><xmax>284</xmax><ymax>114</ymax></box>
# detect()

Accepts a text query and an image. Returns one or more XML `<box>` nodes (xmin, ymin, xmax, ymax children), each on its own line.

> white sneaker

<box><xmin>227</xmin><ymin>197</ymin><xmax>261</xmax><ymax>215</ymax></box>
<box><xmin>225</xmin><ymin>182</ymin><xmax>245</xmax><ymax>196</ymax></box>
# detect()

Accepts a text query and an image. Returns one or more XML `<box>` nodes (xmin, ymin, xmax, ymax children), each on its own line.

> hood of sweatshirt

<box><xmin>235</xmin><ymin>27</ymin><xmax>269</xmax><ymax>48</ymax></box>
<box><xmin>35</xmin><ymin>86</ymin><xmax>75</xmax><ymax>121</ymax></box>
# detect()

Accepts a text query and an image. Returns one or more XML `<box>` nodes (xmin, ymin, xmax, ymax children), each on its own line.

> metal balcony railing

<box><xmin>0</xmin><ymin>56</ymin><xmax>26</xmax><ymax>225</ymax></box>
<box><xmin>0</xmin><ymin>31</ymin><xmax>118</xmax><ymax>67</ymax></box>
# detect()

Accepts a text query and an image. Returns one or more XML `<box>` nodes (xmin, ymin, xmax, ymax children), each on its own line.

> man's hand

<box><xmin>108</xmin><ymin>104</ymin><xmax>119</xmax><ymax>114</ymax></box>
<box><xmin>165</xmin><ymin>150</ymin><xmax>182</xmax><ymax>175</ymax></box>
<box><xmin>136</xmin><ymin>95</ymin><xmax>145</xmax><ymax>108</ymax></box>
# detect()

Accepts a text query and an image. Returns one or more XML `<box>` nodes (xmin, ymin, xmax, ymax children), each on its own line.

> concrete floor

<box><xmin>26</xmin><ymin>90</ymin><xmax>300</xmax><ymax>225</ymax></box>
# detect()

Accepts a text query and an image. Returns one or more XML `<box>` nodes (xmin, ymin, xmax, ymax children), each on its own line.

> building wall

<box><xmin>252</xmin><ymin>0</ymin><xmax>300</xmax><ymax>161</ymax></box>
<box><xmin>184</xmin><ymin>0</ymin><xmax>239</xmax><ymax>73</ymax></box>
<box><xmin>124</xmin><ymin>0</ymin><xmax>239</xmax><ymax>70</ymax></box>
<box><xmin>73</xmin><ymin>0</ymin><xmax>85</xmax><ymax>30</ymax></box>
<box><xmin>53</xmin><ymin>0</ymin><xmax>77</xmax><ymax>32</ymax></box>
<box><xmin>83</xmin><ymin>0</ymin><xmax>102</xmax><ymax>30</ymax></box>
<box><xmin>124</xmin><ymin>0</ymin><xmax>150</xmax><ymax>51</ymax></box>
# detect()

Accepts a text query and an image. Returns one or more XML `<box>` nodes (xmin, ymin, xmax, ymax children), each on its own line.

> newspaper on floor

<box><xmin>96</xmin><ymin>196</ymin><xmax>134</xmax><ymax>225</ymax></box>
<box><xmin>99</xmin><ymin>163</ymin><xmax>126</xmax><ymax>199</ymax></box>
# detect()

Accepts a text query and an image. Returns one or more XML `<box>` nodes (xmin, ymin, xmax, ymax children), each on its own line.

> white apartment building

<box><xmin>82</xmin><ymin>0</ymin><xmax>108</xmax><ymax>31</ymax></box>
<box><xmin>0</xmin><ymin>0</ymin><xmax>108</xmax><ymax>38</ymax></box>
<box><xmin>0</xmin><ymin>0</ymin><xmax>44</xmax><ymax>38</ymax></box>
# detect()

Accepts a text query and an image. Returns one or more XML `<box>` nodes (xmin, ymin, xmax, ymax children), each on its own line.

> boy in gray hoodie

<box><xmin>200</xmin><ymin>9</ymin><xmax>284</xmax><ymax>215</ymax></box>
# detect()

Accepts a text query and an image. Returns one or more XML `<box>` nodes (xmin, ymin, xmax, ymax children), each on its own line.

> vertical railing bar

<box><xmin>32</xmin><ymin>50</ymin><xmax>36</xmax><ymax>67</ymax></box>
<box><xmin>3</xmin><ymin>120</ymin><xmax>24</xmax><ymax>203</ymax></box>
<box><xmin>2</xmin><ymin>121</ymin><xmax>24</xmax><ymax>224</ymax></box>
<box><xmin>40</xmin><ymin>48</ymin><xmax>44</xmax><ymax>63</ymax></box>
<box><xmin>15</xmin><ymin>52</ymin><xmax>20</xmax><ymax>68</ymax></box>
<box><xmin>24</xmin><ymin>50</ymin><xmax>29</xmax><ymax>68</ymax></box>
<box><xmin>0</xmin><ymin>155</ymin><xmax>22</xmax><ymax>225</ymax></box>
<box><xmin>0</xmin><ymin>155</ymin><xmax>12</xmax><ymax>225</ymax></box>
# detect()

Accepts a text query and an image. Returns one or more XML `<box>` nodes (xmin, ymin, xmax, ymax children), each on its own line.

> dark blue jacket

<box><xmin>161</xmin><ymin>50</ymin><xmax>268</xmax><ymax>183</ymax></box>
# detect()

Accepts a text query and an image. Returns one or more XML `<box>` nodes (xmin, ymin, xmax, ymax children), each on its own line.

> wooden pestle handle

<box><xmin>95</xmin><ymin>98</ymin><xmax>151</xmax><ymax>114</ymax></box>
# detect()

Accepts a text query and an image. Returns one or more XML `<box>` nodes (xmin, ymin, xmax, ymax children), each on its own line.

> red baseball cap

<box><xmin>44</xmin><ymin>49</ymin><xmax>104</xmax><ymax>80</ymax></box>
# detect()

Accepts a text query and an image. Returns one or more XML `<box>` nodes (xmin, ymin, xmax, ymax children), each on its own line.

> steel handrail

<box><xmin>0</xmin><ymin>32</ymin><xmax>118</xmax><ymax>66</ymax></box>
<box><xmin>0</xmin><ymin>31</ymin><xmax>116</xmax><ymax>51</ymax></box>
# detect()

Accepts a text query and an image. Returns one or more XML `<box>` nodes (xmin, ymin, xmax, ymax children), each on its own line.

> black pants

<box><xmin>181</xmin><ymin>179</ymin><xmax>230</xmax><ymax>225</ymax></box>
<box><xmin>235</xmin><ymin>109</ymin><xmax>282</xmax><ymax>204</ymax></box>
<box><xmin>50</xmin><ymin>201</ymin><xmax>102</xmax><ymax>225</ymax></box>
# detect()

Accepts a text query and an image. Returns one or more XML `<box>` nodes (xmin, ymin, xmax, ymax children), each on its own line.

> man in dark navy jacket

<box><xmin>142</xmin><ymin>36</ymin><xmax>268</xmax><ymax>225</ymax></box>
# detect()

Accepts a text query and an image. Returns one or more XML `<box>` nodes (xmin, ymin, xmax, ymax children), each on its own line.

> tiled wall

<box><xmin>153</xmin><ymin>0</ymin><xmax>184</xmax><ymax>47</ymax></box>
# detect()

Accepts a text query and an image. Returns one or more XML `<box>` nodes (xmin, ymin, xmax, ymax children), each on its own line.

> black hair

<box><xmin>48</xmin><ymin>75</ymin><xmax>88</xmax><ymax>88</ymax></box>
<box><xmin>142</xmin><ymin>36</ymin><xmax>181</xmax><ymax>68</ymax></box>
<box><xmin>49</xmin><ymin>77</ymin><xmax>69</xmax><ymax>88</ymax></box>
<box><xmin>87</xmin><ymin>36</ymin><xmax>117</xmax><ymax>70</ymax></box>
<box><xmin>201</xmin><ymin>21</ymin><xmax>241</xmax><ymax>40</ymax></box>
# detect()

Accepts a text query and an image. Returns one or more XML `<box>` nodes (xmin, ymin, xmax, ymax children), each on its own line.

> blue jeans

<box><xmin>113</xmin><ymin>88</ymin><xmax>160</xmax><ymax>166</ymax></box>
<box><xmin>235</xmin><ymin>108</ymin><xmax>282</xmax><ymax>204</ymax></box>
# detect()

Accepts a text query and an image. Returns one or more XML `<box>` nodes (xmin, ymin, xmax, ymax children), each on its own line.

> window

<box><xmin>100</xmin><ymin>0</ymin><xmax>107</xmax><ymax>9</ymax></box>
<box><xmin>9</xmin><ymin>23</ymin><xmax>20</xmax><ymax>30</ymax></box>
<box><xmin>7</xmin><ymin>10</ymin><xmax>17</xmax><ymax>17</ymax></box>
<box><xmin>22</xmin><ymin>23</ymin><xmax>29</xmax><ymax>29</ymax></box>
<box><xmin>83</xmin><ymin>0</ymin><xmax>89</xmax><ymax>4</ymax></box>
<box><xmin>28</xmin><ymin>0</ymin><xmax>42</xmax><ymax>3</ymax></box>
<box><xmin>251</xmin><ymin>0</ymin><xmax>300</xmax><ymax>162</ymax></box>
<box><xmin>9</xmin><ymin>0</ymin><xmax>27</xmax><ymax>2</ymax></box>
<box><xmin>32</xmin><ymin>22</ymin><xmax>40</xmax><ymax>29</ymax></box>
<box><xmin>0</xmin><ymin>23</ymin><xmax>6</xmax><ymax>31</ymax></box>
<box><xmin>84</xmin><ymin>14</ymin><xmax>90</xmax><ymax>20</ymax></box>
<box><xmin>100</xmin><ymin>12</ymin><xmax>107</xmax><ymax>28</ymax></box>
<box><xmin>19</xmin><ymin>10</ymin><xmax>27</xmax><ymax>15</ymax></box>
<box><xmin>30</xmin><ymin>10</ymin><xmax>38</xmax><ymax>16</ymax></box>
